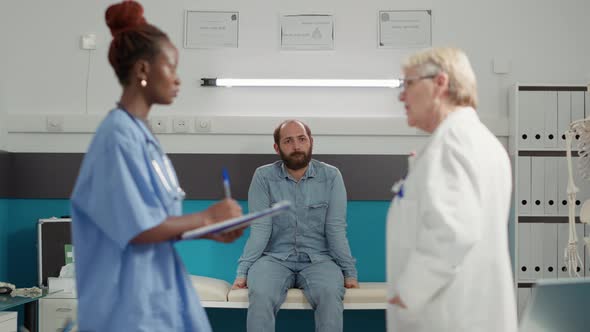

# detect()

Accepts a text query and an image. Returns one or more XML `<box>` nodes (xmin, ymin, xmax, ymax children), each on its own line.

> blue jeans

<box><xmin>247</xmin><ymin>253</ymin><xmax>345</xmax><ymax>332</ymax></box>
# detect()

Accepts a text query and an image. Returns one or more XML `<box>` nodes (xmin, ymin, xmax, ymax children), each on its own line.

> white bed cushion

<box><xmin>228</xmin><ymin>282</ymin><xmax>387</xmax><ymax>304</ymax></box>
<box><xmin>342</xmin><ymin>282</ymin><xmax>387</xmax><ymax>303</ymax></box>
<box><xmin>227</xmin><ymin>288</ymin><xmax>249</xmax><ymax>302</ymax></box>
<box><xmin>228</xmin><ymin>288</ymin><xmax>308</xmax><ymax>303</ymax></box>
<box><xmin>190</xmin><ymin>275</ymin><xmax>231</xmax><ymax>301</ymax></box>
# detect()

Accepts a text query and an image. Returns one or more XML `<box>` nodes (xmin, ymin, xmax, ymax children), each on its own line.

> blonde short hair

<box><xmin>402</xmin><ymin>47</ymin><xmax>478</xmax><ymax>109</ymax></box>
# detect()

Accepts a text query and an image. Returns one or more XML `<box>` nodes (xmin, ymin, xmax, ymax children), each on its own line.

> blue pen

<box><xmin>391</xmin><ymin>177</ymin><xmax>405</xmax><ymax>198</ymax></box>
<box><xmin>222</xmin><ymin>168</ymin><xmax>232</xmax><ymax>198</ymax></box>
<box><xmin>62</xmin><ymin>319</ymin><xmax>76</xmax><ymax>332</ymax></box>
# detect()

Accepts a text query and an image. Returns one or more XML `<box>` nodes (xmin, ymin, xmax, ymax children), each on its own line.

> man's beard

<box><xmin>279</xmin><ymin>147</ymin><xmax>312</xmax><ymax>170</ymax></box>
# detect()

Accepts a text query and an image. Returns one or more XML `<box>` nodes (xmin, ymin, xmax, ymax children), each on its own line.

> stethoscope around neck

<box><xmin>117</xmin><ymin>104</ymin><xmax>186</xmax><ymax>201</ymax></box>
<box><xmin>150</xmin><ymin>153</ymin><xmax>186</xmax><ymax>201</ymax></box>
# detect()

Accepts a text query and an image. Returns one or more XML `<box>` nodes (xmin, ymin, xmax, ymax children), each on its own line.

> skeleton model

<box><xmin>564</xmin><ymin>119</ymin><xmax>590</xmax><ymax>277</ymax></box>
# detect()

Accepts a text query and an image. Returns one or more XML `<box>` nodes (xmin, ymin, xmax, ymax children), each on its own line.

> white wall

<box><xmin>0</xmin><ymin>111</ymin><xmax>5</xmax><ymax>151</ymax></box>
<box><xmin>0</xmin><ymin>0</ymin><xmax>588</xmax><ymax>153</ymax></box>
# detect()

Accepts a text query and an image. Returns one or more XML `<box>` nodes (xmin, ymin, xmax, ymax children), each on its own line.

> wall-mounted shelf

<box><xmin>510</xmin><ymin>84</ymin><xmax>590</xmax><ymax>319</ymax></box>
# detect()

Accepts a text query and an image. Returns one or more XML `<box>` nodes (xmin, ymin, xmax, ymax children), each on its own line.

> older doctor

<box><xmin>386</xmin><ymin>47</ymin><xmax>517</xmax><ymax>332</ymax></box>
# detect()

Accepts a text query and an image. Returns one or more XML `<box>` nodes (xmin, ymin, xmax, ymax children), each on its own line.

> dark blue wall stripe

<box><xmin>0</xmin><ymin>153</ymin><xmax>408</xmax><ymax>200</ymax></box>
<box><xmin>0</xmin><ymin>151</ymin><xmax>9</xmax><ymax>197</ymax></box>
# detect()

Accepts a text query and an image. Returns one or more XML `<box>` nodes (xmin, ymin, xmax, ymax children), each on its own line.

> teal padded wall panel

<box><xmin>0</xmin><ymin>199</ymin><xmax>8</xmax><ymax>281</ymax></box>
<box><xmin>176</xmin><ymin>200</ymin><xmax>389</xmax><ymax>282</ymax></box>
<box><xmin>1</xmin><ymin>199</ymin><xmax>388</xmax><ymax>331</ymax></box>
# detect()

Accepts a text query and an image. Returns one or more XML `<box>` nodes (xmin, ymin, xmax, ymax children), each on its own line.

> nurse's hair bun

<box><xmin>105</xmin><ymin>1</ymin><xmax>168</xmax><ymax>85</ymax></box>
<box><xmin>105</xmin><ymin>0</ymin><xmax>147</xmax><ymax>37</ymax></box>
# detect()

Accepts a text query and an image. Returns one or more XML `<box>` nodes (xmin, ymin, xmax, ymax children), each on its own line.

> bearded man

<box><xmin>232</xmin><ymin>119</ymin><xmax>358</xmax><ymax>332</ymax></box>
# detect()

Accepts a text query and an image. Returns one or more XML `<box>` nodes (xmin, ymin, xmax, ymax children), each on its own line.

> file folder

<box><xmin>518</xmin><ymin>91</ymin><xmax>545</xmax><ymax>149</ymax></box>
<box><xmin>531</xmin><ymin>157</ymin><xmax>545</xmax><ymax>215</ymax></box>
<box><xmin>557</xmin><ymin>158</ymin><xmax>570</xmax><ymax>216</ymax></box>
<box><xmin>542</xmin><ymin>91</ymin><xmax>558</xmax><ymax>148</ymax></box>
<box><xmin>518</xmin><ymin>223</ymin><xmax>532</xmax><ymax>281</ymax></box>
<box><xmin>518</xmin><ymin>157</ymin><xmax>531</xmax><ymax>215</ymax></box>
<box><xmin>530</xmin><ymin>223</ymin><xmax>544</xmax><ymax>280</ymax></box>
<box><xmin>572</xmin><ymin>91</ymin><xmax>585</xmax><ymax>145</ymax></box>
<box><xmin>544</xmin><ymin>157</ymin><xmax>558</xmax><ymax>215</ymax></box>
<box><xmin>557</xmin><ymin>91</ymin><xmax>571</xmax><ymax>148</ymax></box>
<box><xmin>541</xmin><ymin>223</ymin><xmax>558</xmax><ymax>279</ymax></box>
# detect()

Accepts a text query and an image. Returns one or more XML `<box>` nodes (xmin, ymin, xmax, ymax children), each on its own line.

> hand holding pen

<box><xmin>200</xmin><ymin>168</ymin><xmax>244</xmax><ymax>242</ymax></box>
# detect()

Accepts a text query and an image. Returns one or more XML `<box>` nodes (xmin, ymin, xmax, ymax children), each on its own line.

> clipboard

<box><xmin>180</xmin><ymin>200</ymin><xmax>292</xmax><ymax>240</ymax></box>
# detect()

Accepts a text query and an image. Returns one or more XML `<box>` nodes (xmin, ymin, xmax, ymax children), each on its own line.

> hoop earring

<box><xmin>140</xmin><ymin>79</ymin><xmax>147</xmax><ymax>87</ymax></box>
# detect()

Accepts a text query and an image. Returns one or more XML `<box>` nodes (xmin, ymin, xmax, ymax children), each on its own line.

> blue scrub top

<box><xmin>71</xmin><ymin>108</ymin><xmax>211</xmax><ymax>332</ymax></box>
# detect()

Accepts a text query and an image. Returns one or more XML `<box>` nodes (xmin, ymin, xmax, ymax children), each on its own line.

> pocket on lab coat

<box><xmin>397</xmin><ymin>199</ymin><xmax>418</xmax><ymax>248</ymax></box>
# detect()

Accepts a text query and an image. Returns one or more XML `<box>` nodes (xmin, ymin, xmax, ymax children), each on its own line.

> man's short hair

<box><xmin>273</xmin><ymin>120</ymin><xmax>312</xmax><ymax>144</ymax></box>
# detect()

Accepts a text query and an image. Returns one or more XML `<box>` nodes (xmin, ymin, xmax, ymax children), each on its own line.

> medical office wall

<box><xmin>0</xmin><ymin>0</ymin><xmax>588</xmax><ymax>328</ymax></box>
<box><xmin>0</xmin><ymin>151</ymin><xmax>8</xmax><ymax>281</ymax></box>
<box><xmin>0</xmin><ymin>153</ymin><xmax>393</xmax><ymax>331</ymax></box>
<box><xmin>1</xmin><ymin>0</ymin><xmax>589</xmax><ymax>154</ymax></box>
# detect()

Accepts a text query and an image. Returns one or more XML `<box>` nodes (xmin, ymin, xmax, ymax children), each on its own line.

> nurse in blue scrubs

<box><xmin>70</xmin><ymin>1</ymin><xmax>244</xmax><ymax>331</ymax></box>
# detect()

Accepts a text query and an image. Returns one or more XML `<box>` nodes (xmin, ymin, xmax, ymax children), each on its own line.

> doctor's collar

<box><xmin>116</xmin><ymin>102</ymin><xmax>150</xmax><ymax>126</ymax></box>
<box><xmin>116</xmin><ymin>104</ymin><xmax>159</xmax><ymax>145</ymax></box>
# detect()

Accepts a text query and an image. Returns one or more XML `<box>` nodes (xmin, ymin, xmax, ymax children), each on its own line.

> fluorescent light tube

<box><xmin>201</xmin><ymin>78</ymin><xmax>402</xmax><ymax>88</ymax></box>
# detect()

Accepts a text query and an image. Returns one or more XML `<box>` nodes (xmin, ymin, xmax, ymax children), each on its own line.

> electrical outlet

<box><xmin>195</xmin><ymin>119</ymin><xmax>212</xmax><ymax>133</ymax></box>
<box><xmin>46</xmin><ymin>116</ymin><xmax>64</xmax><ymax>132</ymax></box>
<box><xmin>80</xmin><ymin>33</ymin><xmax>97</xmax><ymax>50</ymax></box>
<box><xmin>172</xmin><ymin>117</ymin><xmax>192</xmax><ymax>133</ymax></box>
<box><xmin>149</xmin><ymin>116</ymin><xmax>169</xmax><ymax>133</ymax></box>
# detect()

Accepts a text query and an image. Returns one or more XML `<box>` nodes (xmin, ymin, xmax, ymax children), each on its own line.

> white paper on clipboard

<box><xmin>180</xmin><ymin>200</ymin><xmax>292</xmax><ymax>240</ymax></box>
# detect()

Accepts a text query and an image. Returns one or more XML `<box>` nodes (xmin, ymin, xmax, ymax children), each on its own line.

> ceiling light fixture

<box><xmin>201</xmin><ymin>78</ymin><xmax>402</xmax><ymax>88</ymax></box>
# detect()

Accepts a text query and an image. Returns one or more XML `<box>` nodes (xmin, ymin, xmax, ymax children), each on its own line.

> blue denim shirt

<box><xmin>237</xmin><ymin>159</ymin><xmax>357</xmax><ymax>279</ymax></box>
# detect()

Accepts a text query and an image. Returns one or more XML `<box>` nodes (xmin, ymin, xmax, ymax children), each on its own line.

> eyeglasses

<box><xmin>399</xmin><ymin>75</ymin><xmax>437</xmax><ymax>91</ymax></box>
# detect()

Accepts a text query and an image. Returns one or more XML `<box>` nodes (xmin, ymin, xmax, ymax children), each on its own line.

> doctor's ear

<box><xmin>273</xmin><ymin>143</ymin><xmax>280</xmax><ymax>155</ymax></box>
<box><xmin>433</xmin><ymin>72</ymin><xmax>449</xmax><ymax>88</ymax></box>
<box><xmin>433</xmin><ymin>72</ymin><xmax>450</xmax><ymax>95</ymax></box>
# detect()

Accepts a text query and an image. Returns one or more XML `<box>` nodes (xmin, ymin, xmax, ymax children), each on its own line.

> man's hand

<box><xmin>388</xmin><ymin>295</ymin><xmax>407</xmax><ymax>309</ymax></box>
<box><xmin>232</xmin><ymin>277</ymin><xmax>248</xmax><ymax>290</ymax></box>
<box><xmin>344</xmin><ymin>278</ymin><xmax>359</xmax><ymax>288</ymax></box>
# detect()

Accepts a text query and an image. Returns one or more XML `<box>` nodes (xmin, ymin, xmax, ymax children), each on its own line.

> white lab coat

<box><xmin>386</xmin><ymin>107</ymin><xmax>517</xmax><ymax>332</ymax></box>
